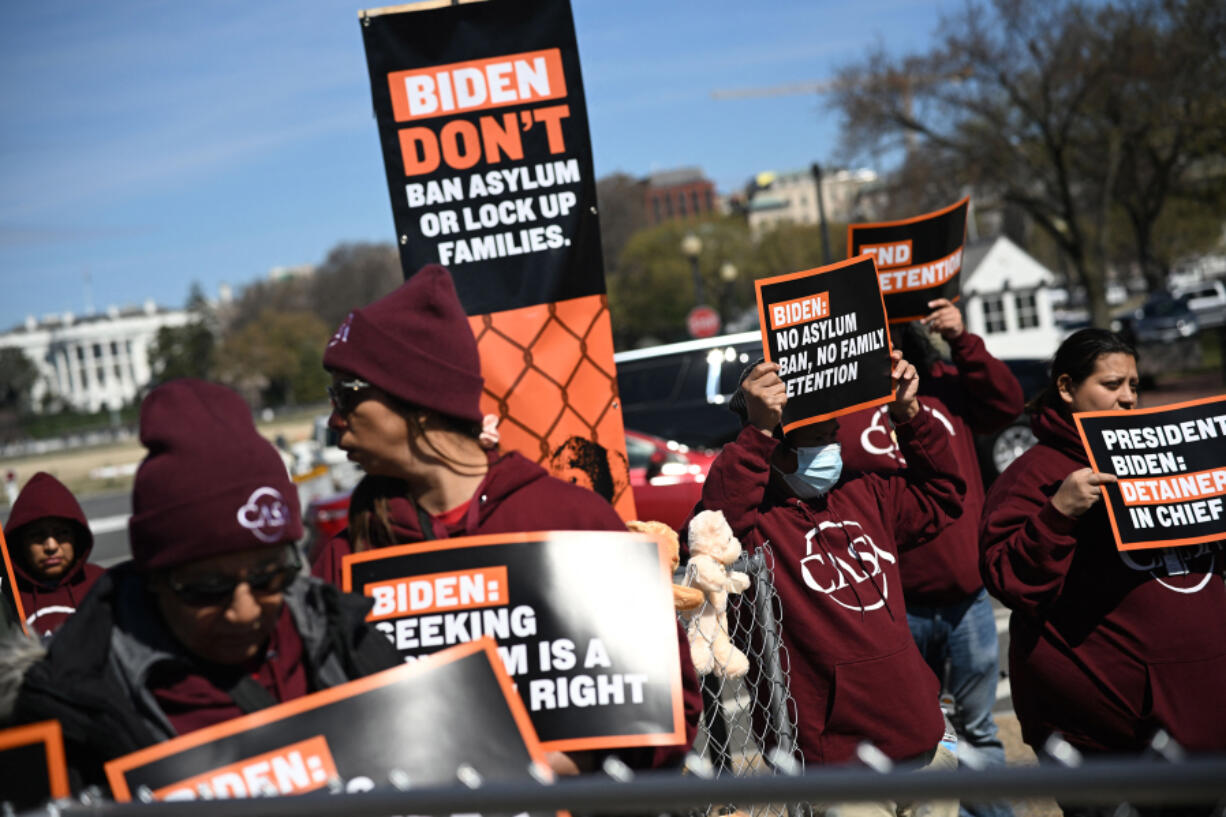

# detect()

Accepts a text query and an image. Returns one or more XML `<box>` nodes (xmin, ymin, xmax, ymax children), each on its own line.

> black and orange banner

<box><xmin>342</xmin><ymin>529</ymin><xmax>686</xmax><ymax>753</ymax></box>
<box><xmin>755</xmin><ymin>256</ymin><xmax>894</xmax><ymax>433</ymax></box>
<box><xmin>1075</xmin><ymin>395</ymin><xmax>1226</xmax><ymax>551</ymax></box>
<box><xmin>0</xmin><ymin>526</ymin><xmax>29</xmax><ymax>636</ymax></box>
<box><xmin>847</xmin><ymin>197</ymin><xmax>969</xmax><ymax>323</ymax></box>
<box><xmin>0</xmin><ymin>721</ymin><xmax>69</xmax><ymax>810</ymax></box>
<box><xmin>105</xmin><ymin>640</ymin><xmax>555</xmax><ymax>810</ymax></box>
<box><xmin>361</xmin><ymin>0</ymin><xmax>633</xmax><ymax>519</ymax></box>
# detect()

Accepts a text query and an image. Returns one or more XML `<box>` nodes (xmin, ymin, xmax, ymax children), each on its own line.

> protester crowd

<box><xmin>1</xmin><ymin>265</ymin><xmax>1224</xmax><ymax>816</ymax></box>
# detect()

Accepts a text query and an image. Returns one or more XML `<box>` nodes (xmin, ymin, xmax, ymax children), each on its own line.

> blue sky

<box><xmin>0</xmin><ymin>0</ymin><xmax>962</xmax><ymax>330</ymax></box>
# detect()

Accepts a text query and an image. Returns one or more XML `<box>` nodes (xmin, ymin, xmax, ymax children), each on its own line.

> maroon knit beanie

<box><xmin>128</xmin><ymin>379</ymin><xmax>302</xmax><ymax>572</ymax></box>
<box><xmin>322</xmin><ymin>264</ymin><xmax>483</xmax><ymax>424</ymax></box>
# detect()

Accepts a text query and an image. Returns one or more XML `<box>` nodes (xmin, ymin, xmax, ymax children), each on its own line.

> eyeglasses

<box><xmin>165</xmin><ymin>561</ymin><xmax>300</xmax><ymax>608</ymax></box>
<box><xmin>327</xmin><ymin>377</ymin><xmax>374</xmax><ymax>415</ymax></box>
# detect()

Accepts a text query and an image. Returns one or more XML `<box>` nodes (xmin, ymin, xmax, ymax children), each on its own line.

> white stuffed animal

<box><xmin>684</xmin><ymin>509</ymin><xmax>751</xmax><ymax>678</ymax></box>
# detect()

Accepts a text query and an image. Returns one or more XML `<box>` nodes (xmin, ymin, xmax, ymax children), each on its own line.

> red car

<box><xmin>624</xmin><ymin>429</ymin><xmax>716</xmax><ymax>532</ymax></box>
<box><xmin>304</xmin><ymin>430</ymin><xmax>716</xmax><ymax>552</ymax></box>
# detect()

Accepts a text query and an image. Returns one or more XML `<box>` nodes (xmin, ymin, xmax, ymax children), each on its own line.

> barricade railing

<box><xmin>16</xmin><ymin>754</ymin><xmax>1226</xmax><ymax>817</ymax></box>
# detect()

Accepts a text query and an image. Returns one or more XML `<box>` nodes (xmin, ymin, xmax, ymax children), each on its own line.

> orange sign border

<box><xmin>846</xmin><ymin>196</ymin><xmax>969</xmax><ymax>324</ymax></box>
<box><xmin>342</xmin><ymin>528</ymin><xmax>686</xmax><ymax>752</ymax></box>
<box><xmin>754</xmin><ymin>254</ymin><xmax>895</xmax><ymax>432</ymax></box>
<box><xmin>1073</xmin><ymin>393</ymin><xmax>1226</xmax><ymax>551</ymax></box>
<box><xmin>0</xmin><ymin>526</ymin><xmax>30</xmax><ymax>636</ymax></box>
<box><xmin>0</xmin><ymin>719</ymin><xmax>69</xmax><ymax>800</ymax></box>
<box><xmin>104</xmin><ymin>638</ymin><xmax>545</xmax><ymax>802</ymax></box>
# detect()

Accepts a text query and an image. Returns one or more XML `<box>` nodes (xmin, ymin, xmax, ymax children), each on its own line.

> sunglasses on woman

<box><xmin>327</xmin><ymin>377</ymin><xmax>374</xmax><ymax>415</ymax></box>
<box><xmin>164</xmin><ymin>560</ymin><xmax>300</xmax><ymax>608</ymax></box>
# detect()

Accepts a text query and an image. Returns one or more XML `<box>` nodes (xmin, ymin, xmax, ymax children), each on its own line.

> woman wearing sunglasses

<box><xmin>4</xmin><ymin>379</ymin><xmax>400</xmax><ymax>793</ymax></box>
<box><xmin>311</xmin><ymin>265</ymin><xmax>700</xmax><ymax>774</ymax></box>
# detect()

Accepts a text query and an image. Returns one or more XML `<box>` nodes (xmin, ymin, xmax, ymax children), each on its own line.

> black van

<box><xmin>614</xmin><ymin>331</ymin><xmax>763</xmax><ymax>450</ymax></box>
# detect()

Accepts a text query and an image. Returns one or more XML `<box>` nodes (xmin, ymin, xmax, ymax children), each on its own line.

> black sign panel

<box><xmin>361</xmin><ymin>0</ymin><xmax>604</xmax><ymax>314</ymax></box>
<box><xmin>0</xmin><ymin>721</ymin><xmax>69</xmax><ymax>809</ymax></box>
<box><xmin>1074</xmin><ymin>395</ymin><xmax>1226</xmax><ymax>551</ymax></box>
<box><xmin>0</xmin><ymin>526</ymin><xmax>29</xmax><ymax>635</ymax></box>
<box><xmin>343</xmin><ymin>530</ymin><xmax>685</xmax><ymax>752</ymax></box>
<box><xmin>105</xmin><ymin>641</ymin><xmax>550</xmax><ymax>809</ymax></box>
<box><xmin>754</xmin><ymin>256</ymin><xmax>894</xmax><ymax>433</ymax></box>
<box><xmin>847</xmin><ymin>197</ymin><xmax>969</xmax><ymax>323</ymax></box>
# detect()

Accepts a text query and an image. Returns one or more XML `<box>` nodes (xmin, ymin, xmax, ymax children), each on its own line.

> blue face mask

<box><xmin>780</xmin><ymin>442</ymin><xmax>843</xmax><ymax>498</ymax></box>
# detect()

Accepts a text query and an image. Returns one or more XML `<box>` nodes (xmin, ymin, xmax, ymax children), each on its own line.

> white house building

<box><xmin>961</xmin><ymin>236</ymin><xmax>1063</xmax><ymax>360</ymax></box>
<box><xmin>0</xmin><ymin>302</ymin><xmax>190</xmax><ymax>413</ymax></box>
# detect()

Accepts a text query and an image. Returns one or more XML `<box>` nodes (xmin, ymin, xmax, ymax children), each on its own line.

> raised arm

<box><xmin>925</xmin><ymin>298</ymin><xmax>1025</xmax><ymax>433</ymax></box>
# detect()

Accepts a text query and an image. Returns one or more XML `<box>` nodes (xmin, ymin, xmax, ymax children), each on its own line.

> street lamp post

<box><xmin>681</xmin><ymin>233</ymin><xmax>706</xmax><ymax>306</ymax></box>
<box><xmin>719</xmin><ymin>261</ymin><xmax>739</xmax><ymax>327</ymax></box>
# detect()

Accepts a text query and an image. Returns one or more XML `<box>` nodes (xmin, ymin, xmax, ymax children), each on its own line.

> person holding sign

<box><xmin>981</xmin><ymin>328</ymin><xmax>1226</xmax><ymax>766</ymax></box>
<box><xmin>695</xmin><ymin>348</ymin><xmax>966</xmax><ymax>815</ymax></box>
<box><xmin>838</xmin><ymin>299</ymin><xmax>1022</xmax><ymax>816</ymax></box>
<box><xmin>2</xmin><ymin>473</ymin><xmax>105</xmax><ymax>640</ymax></box>
<box><xmin>311</xmin><ymin>265</ymin><xmax>700</xmax><ymax>772</ymax></box>
<box><xmin>3</xmin><ymin>380</ymin><xmax>401</xmax><ymax>793</ymax></box>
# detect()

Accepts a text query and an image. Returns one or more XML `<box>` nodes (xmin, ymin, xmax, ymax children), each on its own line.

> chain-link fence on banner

<box><xmin>680</xmin><ymin>545</ymin><xmax>809</xmax><ymax>817</ymax></box>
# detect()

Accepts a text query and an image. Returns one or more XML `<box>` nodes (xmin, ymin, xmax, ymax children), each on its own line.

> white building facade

<box><xmin>961</xmin><ymin>236</ymin><xmax>1063</xmax><ymax>360</ymax></box>
<box><xmin>747</xmin><ymin>167</ymin><xmax>879</xmax><ymax>235</ymax></box>
<box><xmin>0</xmin><ymin>302</ymin><xmax>190</xmax><ymax>413</ymax></box>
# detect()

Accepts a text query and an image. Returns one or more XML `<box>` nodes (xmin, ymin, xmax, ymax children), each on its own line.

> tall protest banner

<box><xmin>847</xmin><ymin>197</ymin><xmax>969</xmax><ymax>323</ymax></box>
<box><xmin>0</xmin><ymin>526</ymin><xmax>30</xmax><ymax>635</ymax></box>
<box><xmin>755</xmin><ymin>256</ymin><xmax>894</xmax><ymax>434</ymax></box>
<box><xmin>360</xmin><ymin>0</ymin><xmax>634</xmax><ymax>519</ymax></box>
<box><xmin>106</xmin><ymin>639</ymin><xmax>556</xmax><ymax>813</ymax></box>
<box><xmin>0</xmin><ymin>721</ymin><xmax>69</xmax><ymax>810</ymax></box>
<box><xmin>343</xmin><ymin>529</ymin><xmax>685</xmax><ymax>752</ymax></box>
<box><xmin>1075</xmin><ymin>395</ymin><xmax>1226</xmax><ymax>551</ymax></box>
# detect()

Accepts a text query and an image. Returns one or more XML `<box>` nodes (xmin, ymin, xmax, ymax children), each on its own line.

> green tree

<box><xmin>0</xmin><ymin>347</ymin><xmax>37</xmax><ymax>412</ymax></box>
<box><xmin>148</xmin><ymin>283</ymin><xmax>216</xmax><ymax>384</ymax></box>
<box><xmin>308</xmin><ymin>242</ymin><xmax>403</xmax><ymax>330</ymax></box>
<box><xmin>214</xmin><ymin>309</ymin><xmax>331</xmax><ymax>408</ymax></box>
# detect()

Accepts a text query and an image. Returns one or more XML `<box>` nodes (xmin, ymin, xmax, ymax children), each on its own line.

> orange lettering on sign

<box><xmin>769</xmin><ymin>292</ymin><xmax>831</xmax><ymax>330</ymax></box>
<box><xmin>155</xmin><ymin>736</ymin><xmax>337</xmax><ymax>801</ymax></box>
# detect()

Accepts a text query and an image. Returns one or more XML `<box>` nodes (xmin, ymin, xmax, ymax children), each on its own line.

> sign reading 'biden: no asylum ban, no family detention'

<box><xmin>755</xmin><ymin>255</ymin><xmax>893</xmax><ymax>434</ymax></box>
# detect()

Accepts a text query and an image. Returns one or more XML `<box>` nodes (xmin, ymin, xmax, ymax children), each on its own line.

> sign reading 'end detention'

<box><xmin>1075</xmin><ymin>395</ymin><xmax>1226</xmax><ymax>551</ymax></box>
<box><xmin>755</xmin><ymin>255</ymin><xmax>893</xmax><ymax>434</ymax></box>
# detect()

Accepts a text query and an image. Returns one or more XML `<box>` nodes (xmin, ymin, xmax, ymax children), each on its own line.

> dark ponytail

<box><xmin>1029</xmin><ymin>328</ymin><xmax>1138</xmax><ymax>414</ymax></box>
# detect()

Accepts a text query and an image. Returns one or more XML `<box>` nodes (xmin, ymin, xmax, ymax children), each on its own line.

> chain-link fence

<box><xmin>681</xmin><ymin>544</ymin><xmax>807</xmax><ymax>817</ymax></box>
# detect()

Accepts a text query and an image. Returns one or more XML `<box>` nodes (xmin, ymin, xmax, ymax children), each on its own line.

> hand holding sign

<box><xmin>923</xmin><ymin>298</ymin><xmax>965</xmax><ymax>340</ymax></box>
<box><xmin>1053</xmin><ymin>467</ymin><xmax>1119</xmax><ymax>519</ymax></box>
<box><xmin>743</xmin><ymin>361</ymin><xmax>785</xmax><ymax>436</ymax></box>
<box><xmin>888</xmin><ymin>350</ymin><xmax>920</xmax><ymax>423</ymax></box>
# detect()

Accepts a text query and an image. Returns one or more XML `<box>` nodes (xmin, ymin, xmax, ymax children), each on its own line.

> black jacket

<box><xmin>8</xmin><ymin>561</ymin><xmax>401</xmax><ymax>793</ymax></box>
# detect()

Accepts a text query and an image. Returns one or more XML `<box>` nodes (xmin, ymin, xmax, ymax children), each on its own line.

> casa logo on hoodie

<box><xmin>858</xmin><ymin>403</ymin><xmax>955</xmax><ymax>466</ymax></box>
<box><xmin>1118</xmin><ymin>542</ymin><xmax>1222</xmax><ymax>594</ymax></box>
<box><xmin>799</xmin><ymin>520</ymin><xmax>897</xmax><ymax>612</ymax></box>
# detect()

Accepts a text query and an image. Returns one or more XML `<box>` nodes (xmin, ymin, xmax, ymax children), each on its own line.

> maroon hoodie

<box><xmin>839</xmin><ymin>331</ymin><xmax>1023</xmax><ymax>604</ymax></box>
<box><xmin>3</xmin><ymin>472</ymin><xmax>105</xmax><ymax>638</ymax></box>
<box><xmin>312</xmin><ymin>448</ymin><xmax>702</xmax><ymax>768</ymax></box>
<box><xmin>980</xmin><ymin>405</ymin><xmax>1226</xmax><ymax>753</ymax></box>
<box><xmin>697</xmin><ymin>409</ymin><xmax>966</xmax><ymax>764</ymax></box>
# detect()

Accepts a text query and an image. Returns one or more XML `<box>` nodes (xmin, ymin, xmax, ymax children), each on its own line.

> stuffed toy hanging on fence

<box><xmin>684</xmin><ymin>510</ymin><xmax>750</xmax><ymax>678</ymax></box>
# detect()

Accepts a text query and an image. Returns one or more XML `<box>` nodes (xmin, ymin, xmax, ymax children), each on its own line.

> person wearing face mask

<box><xmin>690</xmin><ymin>349</ymin><xmax>967</xmax><ymax>817</ymax></box>
<box><xmin>1</xmin><ymin>380</ymin><xmax>401</xmax><ymax>794</ymax></box>
<box><xmin>3</xmin><ymin>473</ymin><xmax>106</xmax><ymax>640</ymax></box>
<box><xmin>837</xmin><ymin>300</ymin><xmax>1022</xmax><ymax>817</ymax></box>
<box><xmin>981</xmin><ymin>329</ymin><xmax>1226</xmax><ymax>775</ymax></box>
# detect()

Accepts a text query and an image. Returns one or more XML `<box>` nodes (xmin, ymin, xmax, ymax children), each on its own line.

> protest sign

<box><xmin>754</xmin><ymin>255</ymin><xmax>894</xmax><ymax>433</ymax></box>
<box><xmin>1075</xmin><ymin>395</ymin><xmax>1226</xmax><ymax>551</ymax></box>
<box><xmin>361</xmin><ymin>0</ymin><xmax>634</xmax><ymax>520</ymax></box>
<box><xmin>0</xmin><ymin>721</ymin><xmax>69</xmax><ymax>810</ymax></box>
<box><xmin>105</xmin><ymin>639</ymin><xmax>553</xmax><ymax>809</ymax></box>
<box><xmin>0</xmin><ymin>526</ymin><xmax>29</xmax><ymax>636</ymax></box>
<box><xmin>343</xmin><ymin>529</ymin><xmax>685</xmax><ymax>752</ymax></box>
<box><xmin>847</xmin><ymin>197</ymin><xmax>969</xmax><ymax>323</ymax></box>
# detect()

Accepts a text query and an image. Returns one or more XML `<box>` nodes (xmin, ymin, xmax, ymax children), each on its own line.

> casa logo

<box><xmin>860</xmin><ymin>403</ymin><xmax>955</xmax><ymax>465</ymax></box>
<box><xmin>1117</xmin><ymin>542</ymin><xmax>1221</xmax><ymax>594</ymax></box>
<box><xmin>799</xmin><ymin>520</ymin><xmax>897</xmax><ymax>612</ymax></box>
<box><xmin>327</xmin><ymin>314</ymin><xmax>354</xmax><ymax>348</ymax></box>
<box><xmin>237</xmin><ymin>487</ymin><xmax>289</xmax><ymax>543</ymax></box>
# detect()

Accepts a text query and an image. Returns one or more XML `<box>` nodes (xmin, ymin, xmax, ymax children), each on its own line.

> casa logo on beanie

<box><xmin>328</xmin><ymin>314</ymin><xmax>354</xmax><ymax>348</ymax></box>
<box><xmin>236</xmin><ymin>487</ymin><xmax>290</xmax><ymax>543</ymax></box>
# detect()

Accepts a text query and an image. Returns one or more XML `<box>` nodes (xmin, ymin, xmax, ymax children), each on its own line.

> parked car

<box><xmin>625</xmin><ymin>429</ymin><xmax>716</xmax><ymax>532</ymax></box>
<box><xmin>1114</xmin><ymin>291</ymin><xmax>1202</xmax><ymax>387</ymax></box>
<box><xmin>1173</xmin><ymin>279</ymin><xmax>1226</xmax><ymax>330</ymax></box>
<box><xmin>973</xmin><ymin>357</ymin><xmax>1048</xmax><ymax>484</ymax></box>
